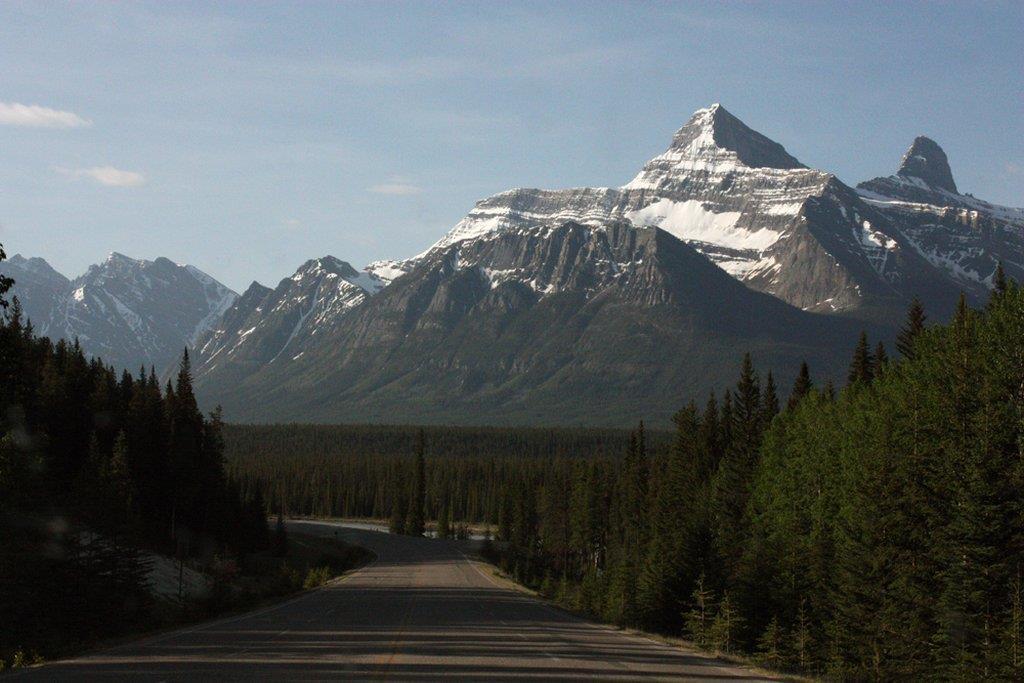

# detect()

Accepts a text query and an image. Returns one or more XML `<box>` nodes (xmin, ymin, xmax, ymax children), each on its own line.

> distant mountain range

<box><xmin>0</xmin><ymin>252</ymin><xmax>236</xmax><ymax>375</ymax></box>
<box><xmin>4</xmin><ymin>104</ymin><xmax>1021</xmax><ymax>425</ymax></box>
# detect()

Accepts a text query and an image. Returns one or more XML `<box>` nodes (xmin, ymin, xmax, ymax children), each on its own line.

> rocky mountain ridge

<box><xmin>197</xmin><ymin>219</ymin><xmax>873</xmax><ymax>425</ymax></box>
<box><xmin>193</xmin><ymin>256</ymin><xmax>384</xmax><ymax>380</ymax></box>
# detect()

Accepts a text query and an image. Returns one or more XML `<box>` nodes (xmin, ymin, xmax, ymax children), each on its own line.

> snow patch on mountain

<box><xmin>626</xmin><ymin>199</ymin><xmax>776</xmax><ymax>253</ymax></box>
<box><xmin>365</xmin><ymin>260</ymin><xmax>411</xmax><ymax>285</ymax></box>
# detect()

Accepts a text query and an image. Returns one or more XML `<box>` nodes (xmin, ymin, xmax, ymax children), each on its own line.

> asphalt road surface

<box><xmin>16</xmin><ymin>520</ymin><xmax>773</xmax><ymax>681</ymax></box>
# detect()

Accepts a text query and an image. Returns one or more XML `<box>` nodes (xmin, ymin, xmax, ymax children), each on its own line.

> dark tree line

<box><xmin>224</xmin><ymin>423</ymin><xmax>669</xmax><ymax>522</ymax></box>
<box><xmin>0</xmin><ymin>244</ymin><xmax>268</xmax><ymax>662</ymax></box>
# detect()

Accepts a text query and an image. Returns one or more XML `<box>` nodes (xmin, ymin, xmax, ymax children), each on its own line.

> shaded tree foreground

<box><xmin>0</xmin><ymin>242</ymin><xmax>277</xmax><ymax>667</ymax></box>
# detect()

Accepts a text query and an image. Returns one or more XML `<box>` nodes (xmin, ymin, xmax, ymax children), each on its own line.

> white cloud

<box><xmin>284</xmin><ymin>218</ymin><xmax>301</xmax><ymax>230</ymax></box>
<box><xmin>369</xmin><ymin>178</ymin><xmax>423</xmax><ymax>196</ymax></box>
<box><xmin>57</xmin><ymin>166</ymin><xmax>146</xmax><ymax>187</ymax></box>
<box><xmin>0</xmin><ymin>102</ymin><xmax>91</xmax><ymax>128</ymax></box>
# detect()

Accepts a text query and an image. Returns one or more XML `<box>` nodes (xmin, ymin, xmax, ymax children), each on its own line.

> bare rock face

<box><xmin>193</xmin><ymin>256</ymin><xmax>384</xmax><ymax>381</ymax></box>
<box><xmin>896</xmin><ymin>136</ymin><xmax>958</xmax><ymax>194</ymax></box>
<box><xmin>858</xmin><ymin>137</ymin><xmax>1024</xmax><ymax>299</ymax></box>
<box><xmin>0</xmin><ymin>252</ymin><xmax>237</xmax><ymax>374</ymax></box>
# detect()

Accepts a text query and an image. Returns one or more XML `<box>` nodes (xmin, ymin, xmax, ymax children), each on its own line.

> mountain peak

<box><xmin>105</xmin><ymin>251</ymin><xmax>148</xmax><ymax>268</ymax></box>
<box><xmin>2</xmin><ymin>254</ymin><xmax>67</xmax><ymax>281</ymax></box>
<box><xmin>672</xmin><ymin>104</ymin><xmax>805</xmax><ymax>170</ymax></box>
<box><xmin>243</xmin><ymin>280</ymin><xmax>271</xmax><ymax>297</ymax></box>
<box><xmin>896</xmin><ymin>136</ymin><xmax>957</xmax><ymax>193</ymax></box>
<box><xmin>296</xmin><ymin>255</ymin><xmax>359</xmax><ymax>279</ymax></box>
<box><xmin>625</xmin><ymin>105</ymin><xmax>806</xmax><ymax>190</ymax></box>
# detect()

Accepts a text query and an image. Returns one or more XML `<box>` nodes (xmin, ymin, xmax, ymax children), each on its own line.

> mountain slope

<box><xmin>193</xmin><ymin>256</ymin><xmax>384</xmax><ymax>383</ymax></box>
<box><xmin>198</xmin><ymin>221</ymin><xmax>874</xmax><ymax>426</ymax></box>
<box><xmin>0</xmin><ymin>253</ymin><xmax>237</xmax><ymax>373</ymax></box>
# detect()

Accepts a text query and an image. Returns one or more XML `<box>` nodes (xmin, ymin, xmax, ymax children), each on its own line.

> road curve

<box><xmin>16</xmin><ymin>520</ymin><xmax>773</xmax><ymax>681</ymax></box>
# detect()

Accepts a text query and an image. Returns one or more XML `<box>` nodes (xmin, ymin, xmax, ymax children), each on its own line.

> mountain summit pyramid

<box><xmin>895</xmin><ymin>135</ymin><xmax>958</xmax><ymax>193</ymax></box>
<box><xmin>625</xmin><ymin>103</ymin><xmax>806</xmax><ymax>188</ymax></box>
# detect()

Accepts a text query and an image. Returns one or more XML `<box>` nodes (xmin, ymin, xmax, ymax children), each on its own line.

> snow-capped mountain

<box><xmin>189</xmin><ymin>103</ymin><xmax>1019</xmax><ymax>424</ymax></box>
<box><xmin>193</xmin><ymin>256</ymin><xmax>384</xmax><ymax>381</ymax></box>
<box><xmin>366</xmin><ymin>104</ymin><xmax>961</xmax><ymax>318</ymax></box>
<box><xmin>857</xmin><ymin>136</ymin><xmax>1024</xmax><ymax>295</ymax></box>
<box><xmin>0</xmin><ymin>252</ymin><xmax>237</xmax><ymax>373</ymax></box>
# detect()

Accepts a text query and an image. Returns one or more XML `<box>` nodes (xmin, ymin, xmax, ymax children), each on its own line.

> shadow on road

<box><xmin>17</xmin><ymin>521</ymin><xmax>772</xmax><ymax>681</ymax></box>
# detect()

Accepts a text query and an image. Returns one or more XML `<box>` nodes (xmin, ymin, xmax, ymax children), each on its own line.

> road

<box><xmin>16</xmin><ymin>520</ymin><xmax>773</xmax><ymax>681</ymax></box>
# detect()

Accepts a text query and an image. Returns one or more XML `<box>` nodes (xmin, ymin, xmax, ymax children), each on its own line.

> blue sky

<box><xmin>1</xmin><ymin>1</ymin><xmax>1021</xmax><ymax>291</ymax></box>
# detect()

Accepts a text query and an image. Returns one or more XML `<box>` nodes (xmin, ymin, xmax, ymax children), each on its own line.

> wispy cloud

<box><xmin>0</xmin><ymin>102</ymin><xmax>91</xmax><ymax>128</ymax></box>
<box><xmin>369</xmin><ymin>177</ymin><xmax>423</xmax><ymax>196</ymax></box>
<box><xmin>57</xmin><ymin>166</ymin><xmax>146</xmax><ymax>187</ymax></box>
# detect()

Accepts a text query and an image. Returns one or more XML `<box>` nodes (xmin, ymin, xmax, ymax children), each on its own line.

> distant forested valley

<box><xmin>229</xmin><ymin>280</ymin><xmax>1024</xmax><ymax>680</ymax></box>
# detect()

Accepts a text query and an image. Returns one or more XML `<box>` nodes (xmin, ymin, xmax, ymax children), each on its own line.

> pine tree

<box><xmin>436</xmin><ymin>495</ymin><xmax>451</xmax><ymax>539</ymax></box>
<box><xmin>607</xmin><ymin>423</ymin><xmax>648</xmax><ymax>627</ymax></box>
<box><xmin>389</xmin><ymin>468</ymin><xmax>407</xmax><ymax>535</ymax></box>
<box><xmin>896</xmin><ymin>297</ymin><xmax>926</xmax><ymax>359</ymax></box>
<box><xmin>0</xmin><ymin>242</ymin><xmax>12</xmax><ymax>310</ymax></box>
<box><xmin>106</xmin><ymin>430</ymin><xmax>133</xmax><ymax>522</ymax></box>
<box><xmin>847</xmin><ymin>331</ymin><xmax>874</xmax><ymax>386</ymax></box>
<box><xmin>713</xmin><ymin>354</ymin><xmax>762</xmax><ymax>583</ymax></box>
<box><xmin>700</xmin><ymin>393</ymin><xmax>722</xmax><ymax>472</ymax></box>
<box><xmin>685</xmin><ymin>573</ymin><xmax>715</xmax><ymax>646</ymax></box>
<box><xmin>167</xmin><ymin>349</ymin><xmax>205</xmax><ymax>543</ymax></box>
<box><xmin>822</xmin><ymin>378</ymin><xmax>836</xmax><ymax>401</ymax></box>
<box><xmin>709</xmin><ymin>592</ymin><xmax>743</xmax><ymax>655</ymax></box>
<box><xmin>762</xmin><ymin>372</ymin><xmax>779</xmax><ymax>425</ymax></box>
<box><xmin>755</xmin><ymin>616</ymin><xmax>785</xmax><ymax>670</ymax></box>
<box><xmin>406</xmin><ymin>429</ymin><xmax>426</xmax><ymax>536</ymax></box>
<box><xmin>993</xmin><ymin>262</ymin><xmax>1008</xmax><ymax>295</ymax></box>
<box><xmin>1007</xmin><ymin>571</ymin><xmax>1023</xmax><ymax>678</ymax></box>
<box><xmin>873</xmin><ymin>341</ymin><xmax>888</xmax><ymax>378</ymax></box>
<box><xmin>786</xmin><ymin>361</ymin><xmax>812</xmax><ymax>411</ymax></box>
<box><xmin>271</xmin><ymin>512</ymin><xmax>288</xmax><ymax>557</ymax></box>
<box><xmin>792</xmin><ymin>599</ymin><xmax>812</xmax><ymax>672</ymax></box>
<box><xmin>639</xmin><ymin>405</ymin><xmax>708</xmax><ymax>631</ymax></box>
